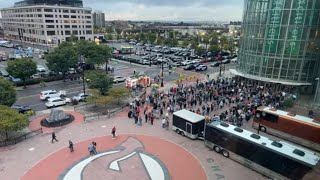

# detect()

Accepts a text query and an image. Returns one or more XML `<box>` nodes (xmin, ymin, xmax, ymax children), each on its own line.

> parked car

<box><xmin>183</xmin><ymin>64</ymin><xmax>196</xmax><ymax>70</ymax></box>
<box><xmin>222</xmin><ymin>59</ymin><xmax>231</xmax><ymax>64</ymax></box>
<box><xmin>200</xmin><ymin>59</ymin><xmax>210</xmax><ymax>63</ymax></box>
<box><xmin>231</xmin><ymin>57</ymin><xmax>238</xmax><ymax>63</ymax></box>
<box><xmin>113</xmin><ymin>76</ymin><xmax>126</xmax><ymax>83</ymax></box>
<box><xmin>210</xmin><ymin>62</ymin><xmax>221</xmax><ymax>67</ymax></box>
<box><xmin>11</xmin><ymin>105</ymin><xmax>33</xmax><ymax>114</ymax></box>
<box><xmin>195</xmin><ymin>65</ymin><xmax>208</xmax><ymax>71</ymax></box>
<box><xmin>73</xmin><ymin>93</ymin><xmax>90</xmax><ymax>102</ymax></box>
<box><xmin>45</xmin><ymin>97</ymin><xmax>71</xmax><ymax>108</ymax></box>
<box><xmin>37</xmin><ymin>65</ymin><xmax>46</xmax><ymax>73</ymax></box>
<box><xmin>40</xmin><ymin>90</ymin><xmax>66</xmax><ymax>100</ymax></box>
<box><xmin>181</xmin><ymin>60</ymin><xmax>192</xmax><ymax>66</ymax></box>
<box><xmin>191</xmin><ymin>59</ymin><xmax>201</xmax><ymax>64</ymax></box>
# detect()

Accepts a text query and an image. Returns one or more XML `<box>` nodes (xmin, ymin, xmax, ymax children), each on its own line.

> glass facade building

<box><xmin>235</xmin><ymin>0</ymin><xmax>320</xmax><ymax>85</ymax></box>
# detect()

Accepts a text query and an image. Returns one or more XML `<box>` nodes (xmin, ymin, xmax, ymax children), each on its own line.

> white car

<box><xmin>40</xmin><ymin>90</ymin><xmax>66</xmax><ymax>100</ymax></box>
<box><xmin>37</xmin><ymin>65</ymin><xmax>46</xmax><ymax>73</ymax></box>
<box><xmin>113</xmin><ymin>76</ymin><xmax>126</xmax><ymax>83</ymax></box>
<box><xmin>73</xmin><ymin>93</ymin><xmax>90</xmax><ymax>102</ymax></box>
<box><xmin>231</xmin><ymin>57</ymin><xmax>238</xmax><ymax>63</ymax></box>
<box><xmin>181</xmin><ymin>60</ymin><xmax>192</xmax><ymax>66</ymax></box>
<box><xmin>45</xmin><ymin>97</ymin><xmax>71</xmax><ymax>108</ymax></box>
<box><xmin>191</xmin><ymin>59</ymin><xmax>201</xmax><ymax>64</ymax></box>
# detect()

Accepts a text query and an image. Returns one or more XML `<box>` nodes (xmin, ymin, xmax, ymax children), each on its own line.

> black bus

<box><xmin>204</xmin><ymin>121</ymin><xmax>320</xmax><ymax>180</ymax></box>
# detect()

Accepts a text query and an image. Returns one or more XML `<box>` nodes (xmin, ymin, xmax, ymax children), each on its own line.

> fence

<box><xmin>0</xmin><ymin>128</ymin><xmax>43</xmax><ymax>147</ymax></box>
<box><xmin>84</xmin><ymin>106</ymin><xmax>127</xmax><ymax>122</ymax></box>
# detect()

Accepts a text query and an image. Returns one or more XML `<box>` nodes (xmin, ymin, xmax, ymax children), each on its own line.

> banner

<box><xmin>287</xmin><ymin>0</ymin><xmax>308</xmax><ymax>55</ymax></box>
<box><xmin>264</xmin><ymin>0</ymin><xmax>285</xmax><ymax>53</ymax></box>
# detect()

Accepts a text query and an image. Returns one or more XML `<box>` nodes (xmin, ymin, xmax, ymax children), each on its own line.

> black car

<box><xmin>210</xmin><ymin>62</ymin><xmax>221</xmax><ymax>67</ymax></box>
<box><xmin>11</xmin><ymin>105</ymin><xmax>33</xmax><ymax>114</ymax></box>
<box><xmin>183</xmin><ymin>64</ymin><xmax>196</xmax><ymax>70</ymax></box>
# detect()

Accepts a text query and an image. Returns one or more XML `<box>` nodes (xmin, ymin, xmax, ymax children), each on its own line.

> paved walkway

<box><xmin>0</xmin><ymin>110</ymin><xmax>264</xmax><ymax>180</ymax></box>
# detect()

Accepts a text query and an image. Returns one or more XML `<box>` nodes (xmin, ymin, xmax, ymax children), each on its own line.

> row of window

<box><xmin>47</xmin><ymin>30</ymin><xmax>92</xmax><ymax>36</ymax></box>
<box><xmin>46</xmin><ymin>20</ymin><xmax>91</xmax><ymax>24</ymax></box>
<box><xmin>46</xmin><ymin>25</ymin><xmax>92</xmax><ymax>29</ymax></box>
<box><xmin>3</xmin><ymin>8</ymin><xmax>91</xmax><ymax>14</ymax></box>
<box><xmin>3</xmin><ymin>14</ymin><xmax>92</xmax><ymax>19</ymax></box>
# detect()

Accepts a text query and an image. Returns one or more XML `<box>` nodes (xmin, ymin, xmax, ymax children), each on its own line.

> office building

<box><xmin>1</xmin><ymin>0</ymin><xmax>94</xmax><ymax>45</ymax></box>
<box><xmin>93</xmin><ymin>11</ymin><xmax>105</xmax><ymax>27</ymax></box>
<box><xmin>231</xmin><ymin>0</ymin><xmax>320</xmax><ymax>87</ymax></box>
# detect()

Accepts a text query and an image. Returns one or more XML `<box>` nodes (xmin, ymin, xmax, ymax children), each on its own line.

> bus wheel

<box><xmin>214</xmin><ymin>146</ymin><xmax>221</xmax><ymax>153</ymax></box>
<box><xmin>175</xmin><ymin>129</ymin><xmax>180</xmax><ymax>134</ymax></box>
<box><xmin>221</xmin><ymin>149</ymin><xmax>229</xmax><ymax>158</ymax></box>
<box><xmin>180</xmin><ymin>131</ymin><xmax>185</xmax><ymax>136</ymax></box>
<box><xmin>259</xmin><ymin>126</ymin><xmax>266</xmax><ymax>132</ymax></box>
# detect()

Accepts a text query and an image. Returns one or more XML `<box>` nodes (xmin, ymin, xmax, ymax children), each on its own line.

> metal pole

<box><xmin>161</xmin><ymin>61</ymin><xmax>164</xmax><ymax>87</ymax></box>
<box><xmin>105</xmin><ymin>58</ymin><xmax>108</xmax><ymax>74</ymax></box>
<box><xmin>82</xmin><ymin>56</ymin><xmax>86</xmax><ymax>101</ymax></box>
<box><xmin>313</xmin><ymin>78</ymin><xmax>320</xmax><ymax>105</ymax></box>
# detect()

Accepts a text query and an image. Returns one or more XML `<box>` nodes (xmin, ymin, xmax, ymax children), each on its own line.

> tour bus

<box><xmin>204</xmin><ymin>121</ymin><xmax>320</xmax><ymax>180</ymax></box>
<box><xmin>120</xmin><ymin>46</ymin><xmax>133</xmax><ymax>54</ymax></box>
<box><xmin>172</xmin><ymin>109</ymin><xmax>205</xmax><ymax>139</ymax></box>
<box><xmin>253</xmin><ymin>106</ymin><xmax>320</xmax><ymax>151</ymax></box>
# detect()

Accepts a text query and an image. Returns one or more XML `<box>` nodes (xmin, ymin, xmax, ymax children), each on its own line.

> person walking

<box><xmin>88</xmin><ymin>143</ymin><xmax>94</xmax><ymax>155</ymax></box>
<box><xmin>112</xmin><ymin>126</ymin><xmax>116</xmax><ymax>139</ymax></box>
<box><xmin>92</xmin><ymin>141</ymin><xmax>97</xmax><ymax>154</ymax></box>
<box><xmin>51</xmin><ymin>132</ymin><xmax>58</xmax><ymax>143</ymax></box>
<box><xmin>68</xmin><ymin>140</ymin><xmax>74</xmax><ymax>152</ymax></box>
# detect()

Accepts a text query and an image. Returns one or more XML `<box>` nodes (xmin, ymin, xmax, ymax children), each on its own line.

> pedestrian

<box><xmin>69</xmin><ymin>140</ymin><xmax>74</xmax><ymax>152</ymax></box>
<box><xmin>88</xmin><ymin>143</ymin><xmax>94</xmax><ymax>155</ymax></box>
<box><xmin>145</xmin><ymin>113</ymin><xmax>148</xmax><ymax>123</ymax></box>
<box><xmin>138</xmin><ymin>116</ymin><xmax>142</xmax><ymax>126</ymax></box>
<box><xmin>150</xmin><ymin>113</ymin><xmax>154</xmax><ymax>125</ymax></box>
<box><xmin>51</xmin><ymin>132</ymin><xmax>58</xmax><ymax>143</ymax></box>
<box><xmin>92</xmin><ymin>141</ymin><xmax>97</xmax><ymax>154</ymax></box>
<box><xmin>112</xmin><ymin>126</ymin><xmax>116</xmax><ymax>138</ymax></box>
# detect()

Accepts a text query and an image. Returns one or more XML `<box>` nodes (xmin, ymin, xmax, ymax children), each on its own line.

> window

<box><xmin>64</xmin><ymin>25</ymin><xmax>70</xmax><ymax>28</ymax></box>
<box><xmin>63</xmin><ymin>15</ymin><xmax>69</xmax><ymax>18</ymax></box>
<box><xmin>85</xmin><ymin>16</ymin><xmax>91</xmax><ymax>19</ymax></box>
<box><xmin>45</xmin><ymin>20</ymin><xmax>54</xmax><ymax>23</ymax></box>
<box><xmin>86</xmin><ymin>25</ymin><xmax>92</xmax><ymax>28</ymax></box>
<box><xmin>45</xmin><ymin>14</ymin><xmax>53</xmax><ymax>18</ymax></box>
<box><xmin>47</xmin><ymin>31</ymin><xmax>55</xmax><ymax>35</ymax></box>
<box><xmin>220</xmin><ymin>122</ymin><xmax>229</xmax><ymax>127</ymax></box>
<box><xmin>65</xmin><ymin>31</ymin><xmax>70</xmax><ymax>35</ymax></box>
<box><xmin>263</xmin><ymin>113</ymin><xmax>278</xmax><ymax>123</ymax></box>
<box><xmin>72</xmin><ymin>30</ymin><xmax>78</xmax><ymax>35</ymax></box>
<box><xmin>234</xmin><ymin>127</ymin><xmax>243</xmax><ymax>133</ymax></box>
<box><xmin>64</xmin><ymin>20</ymin><xmax>70</xmax><ymax>23</ymax></box>
<box><xmin>46</xmin><ymin>25</ymin><xmax>54</xmax><ymax>28</ymax></box>
<box><xmin>37</xmin><ymin>9</ymin><xmax>41</xmax><ymax>12</ymax></box>
<box><xmin>44</xmin><ymin>9</ymin><xmax>53</xmax><ymax>12</ymax></box>
<box><xmin>71</xmin><ymin>15</ymin><xmax>76</xmax><ymax>18</ymax></box>
<box><xmin>72</xmin><ymin>25</ymin><xmax>77</xmax><ymax>28</ymax></box>
<box><xmin>63</xmin><ymin>9</ymin><xmax>69</xmax><ymax>13</ymax></box>
<box><xmin>70</xmin><ymin>10</ymin><xmax>76</xmax><ymax>13</ymax></box>
<box><xmin>86</xmin><ymin>30</ymin><xmax>92</xmax><ymax>34</ymax></box>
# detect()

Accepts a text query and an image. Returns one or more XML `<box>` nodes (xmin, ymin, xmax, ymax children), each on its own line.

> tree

<box><xmin>106</xmin><ymin>33</ymin><xmax>113</xmax><ymax>40</ymax></box>
<box><xmin>46</xmin><ymin>42</ymin><xmax>78</xmax><ymax>80</ymax></box>
<box><xmin>69</xmin><ymin>34</ymin><xmax>78</xmax><ymax>42</ymax></box>
<box><xmin>6</xmin><ymin>58</ymin><xmax>36</xmax><ymax>88</ymax></box>
<box><xmin>156</xmin><ymin>36</ymin><xmax>164</xmax><ymax>45</ymax></box>
<box><xmin>0</xmin><ymin>105</ymin><xmax>29</xmax><ymax>140</ymax></box>
<box><xmin>190</xmin><ymin>40</ymin><xmax>199</xmax><ymax>50</ymax></box>
<box><xmin>0</xmin><ymin>77</ymin><xmax>16</xmax><ymax>106</ymax></box>
<box><xmin>195</xmin><ymin>46</ymin><xmax>206</xmax><ymax>56</ymax></box>
<box><xmin>209</xmin><ymin>44</ymin><xmax>220</xmax><ymax>54</ymax></box>
<box><xmin>147</xmin><ymin>32</ymin><xmax>157</xmax><ymax>44</ymax></box>
<box><xmin>85</xmin><ymin>70</ymin><xmax>113</xmax><ymax>95</ymax></box>
<box><xmin>76</xmin><ymin>40</ymin><xmax>110</xmax><ymax>65</ymax></box>
<box><xmin>108</xmin><ymin>87</ymin><xmax>129</xmax><ymax>105</ymax></box>
<box><xmin>181</xmin><ymin>39</ymin><xmax>189</xmax><ymax>48</ymax></box>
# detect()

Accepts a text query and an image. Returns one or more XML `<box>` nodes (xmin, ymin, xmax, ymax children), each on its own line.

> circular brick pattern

<box><xmin>22</xmin><ymin>135</ymin><xmax>207</xmax><ymax>180</ymax></box>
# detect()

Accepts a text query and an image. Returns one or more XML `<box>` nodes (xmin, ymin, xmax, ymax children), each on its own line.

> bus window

<box><xmin>263</xmin><ymin>113</ymin><xmax>278</xmax><ymax>123</ymax></box>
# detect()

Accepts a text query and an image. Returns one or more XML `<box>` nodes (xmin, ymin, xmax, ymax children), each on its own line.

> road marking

<box><xmin>28</xmin><ymin>147</ymin><xmax>35</xmax><ymax>151</ymax></box>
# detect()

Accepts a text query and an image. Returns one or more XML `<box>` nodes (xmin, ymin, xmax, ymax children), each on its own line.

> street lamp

<box><xmin>313</xmin><ymin>78</ymin><xmax>320</xmax><ymax>105</ymax></box>
<box><xmin>80</xmin><ymin>55</ymin><xmax>86</xmax><ymax>101</ymax></box>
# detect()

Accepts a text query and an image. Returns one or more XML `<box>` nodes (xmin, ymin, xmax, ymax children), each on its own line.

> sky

<box><xmin>0</xmin><ymin>0</ymin><xmax>244</xmax><ymax>21</ymax></box>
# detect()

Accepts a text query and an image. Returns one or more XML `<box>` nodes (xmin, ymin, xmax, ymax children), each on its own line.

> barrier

<box><xmin>0</xmin><ymin>128</ymin><xmax>43</xmax><ymax>147</ymax></box>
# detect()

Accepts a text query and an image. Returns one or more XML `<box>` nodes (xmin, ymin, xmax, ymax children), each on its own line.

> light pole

<box><xmin>80</xmin><ymin>55</ymin><xmax>86</xmax><ymax>101</ymax></box>
<box><xmin>313</xmin><ymin>78</ymin><xmax>320</xmax><ymax>105</ymax></box>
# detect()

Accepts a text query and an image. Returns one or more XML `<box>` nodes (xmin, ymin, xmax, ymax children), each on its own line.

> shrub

<box><xmin>283</xmin><ymin>99</ymin><xmax>294</xmax><ymax>108</ymax></box>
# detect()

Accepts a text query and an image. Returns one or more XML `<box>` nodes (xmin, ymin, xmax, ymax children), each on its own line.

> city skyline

<box><xmin>0</xmin><ymin>0</ymin><xmax>244</xmax><ymax>21</ymax></box>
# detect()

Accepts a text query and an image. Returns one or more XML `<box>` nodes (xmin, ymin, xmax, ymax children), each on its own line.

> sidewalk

<box><xmin>15</xmin><ymin>79</ymin><xmax>82</xmax><ymax>91</ymax></box>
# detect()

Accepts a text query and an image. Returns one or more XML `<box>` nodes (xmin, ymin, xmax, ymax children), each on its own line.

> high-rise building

<box><xmin>93</xmin><ymin>11</ymin><xmax>105</xmax><ymax>27</ymax></box>
<box><xmin>1</xmin><ymin>0</ymin><xmax>94</xmax><ymax>45</ymax></box>
<box><xmin>231</xmin><ymin>0</ymin><xmax>320</xmax><ymax>87</ymax></box>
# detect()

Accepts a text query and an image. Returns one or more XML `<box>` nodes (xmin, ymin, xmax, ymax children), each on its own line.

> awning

<box><xmin>229</xmin><ymin>69</ymin><xmax>312</xmax><ymax>86</ymax></box>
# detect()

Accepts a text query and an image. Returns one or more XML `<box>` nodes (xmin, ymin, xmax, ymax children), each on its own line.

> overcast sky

<box><xmin>1</xmin><ymin>0</ymin><xmax>244</xmax><ymax>21</ymax></box>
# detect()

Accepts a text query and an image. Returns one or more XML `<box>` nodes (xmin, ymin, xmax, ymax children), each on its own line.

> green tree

<box><xmin>106</xmin><ymin>33</ymin><xmax>113</xmax><ymax>40</ymax></box>
<box><xmin>190</xmin><ymin>40</ymin><xmax>199</xmax><ymax>50</ymax></box>
<box><xmin>0</xmin><ymin>105</ymin><xmax>29</xmax><ymax>140</ymax></box>
<box><xmin>0</xmin><ymin>77</ymin><xmax>16</xmax><ymax>106</ymax></box>
<box><xmin>6</xmin><ymin>58</ymin><xmax>36</xmax><ymax>88</ymax></box>
<box><xmin>181</xmin><ymin>39</ymin><xmax>189</xmax><ymax>48</ymax></box>
<box><xmin>209</xmin><ymin>44</ymin><xmax>220</xmax><ymax>54</ymax></box>
<box><xmin>195</xmin><ymin>46</ymin><xmax>206</xmax><ymax>56</ymax></box>
<box><xmin>108</xmin><ymin>87</ymin><xmax>129</xmax><ymax>105</ymax></box>
<box><xmin>77</xmin><ymin>40</ymin><xmax>110</xmax><ymax>65</ymax></box>
<box><xmin>69</xmin><ymin>34</ymin><xmax>78</xmax><ymax>42</ymax></box>
<box><xmin>147</xmin><ymin>32</ymin><xmax>157</xmax><ymax>44</ymax></box>
<box><xmin>85</xmin><ymin>70</ymin><xmax>113</xmax><ymax>95</ymax></box>
<box><xmin>46</xmin><ymin>42</ymin><xmax>78</xmax><ymax>80</ymax></box>
<box><xmin>156</xmin><ymin>37</ymin><xmax>164</xmax><ymax>45</ymax></box>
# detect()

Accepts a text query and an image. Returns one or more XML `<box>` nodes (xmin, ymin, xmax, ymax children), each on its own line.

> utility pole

<box><xmin>314</xmin><ymin>78</ymin><xmax>320</xmax><ymax>105</ymax></box>
<box><xmin>161</xmin><ymin>51</ymin><xmax>164</xmax><ymax>87</ymax></box>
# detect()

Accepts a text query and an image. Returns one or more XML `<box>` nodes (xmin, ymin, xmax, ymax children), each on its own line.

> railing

<box><xmin>0</xmin><ymin>128</ymin><xmax>43</xmax><ymax>147</ymax></box>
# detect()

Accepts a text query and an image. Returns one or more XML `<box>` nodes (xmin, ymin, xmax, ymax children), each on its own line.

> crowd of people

<box><xmin>128</xmin><ymin>76</ymin><xmax>295</xmax><ymax>128</ymax></box>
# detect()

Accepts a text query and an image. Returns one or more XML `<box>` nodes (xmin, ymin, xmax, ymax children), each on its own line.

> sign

<box><xmin>264</xmin><ymin>0</ymin><xmax>285</xmax><ymax>53</ymax></box>
<box><xmin>287</xmin><ymin>0</ymin><xmax>307</xmax><ymax>55</ymax></box>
